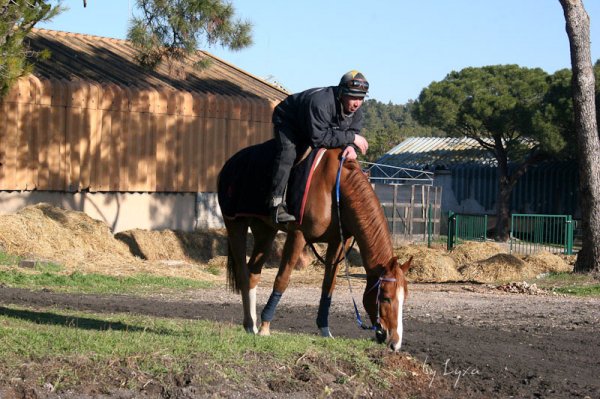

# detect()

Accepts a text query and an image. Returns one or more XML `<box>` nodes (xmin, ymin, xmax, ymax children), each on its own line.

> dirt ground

<box><xmin>1</xmin><ymin>204</ymin><xmax>599</xmax><ymax>398</ymax></box>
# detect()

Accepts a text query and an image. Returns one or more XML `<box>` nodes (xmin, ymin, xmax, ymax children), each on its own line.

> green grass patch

<box><xmin>0</xmin><ymin>269</ymin><xmax>212</xmax><ymax>295</ymax></box>
<box><xmin>34</xmin><ymin>261</ymin><xmax>64</xmax><ymax>273</ymax></box>
<box><xmin>552</xmin><ymin>285</ymin><xmax>600</xmax><ymax>296</ymax></box>
<box><xmin>0</xmin><ymin>305</ymin><xmax>382</xmax><ymax>393</ymax></box>
<box><xmin>0</xmin><ymin>251</ymin><xmax>20</xmax><ymax>266</ymax></box>
<box><xmin>534</xmin><ymin>272</ymin><xmax>600</xmax><ymax>297</ymax></box>
<box><xmin>0</xmin><ymin>250</ymin><xmax>63</xmax><ymax>272</ymax></box>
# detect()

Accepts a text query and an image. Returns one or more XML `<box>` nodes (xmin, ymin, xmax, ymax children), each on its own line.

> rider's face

<box><xmin>341</xmin><ymin>95</ymin><xmax>364</xmax><ymax>114</ymax></box>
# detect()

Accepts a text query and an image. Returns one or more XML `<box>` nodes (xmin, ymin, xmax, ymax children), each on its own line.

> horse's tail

<box><xmin>225</xmin><ymin>240</ymin><xmax>241</xmax><ymax>293</ymax></box>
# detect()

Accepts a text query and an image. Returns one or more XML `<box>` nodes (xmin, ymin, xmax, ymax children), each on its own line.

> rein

<box><xmin>333</xmin><ymin>155</ymin><xmax>396</xmax><ymax>331</ymax></box>
<box><xmin>306</xmin><ymin>154</ymin><xmax>356</xmax><ymax>266</ymax></box>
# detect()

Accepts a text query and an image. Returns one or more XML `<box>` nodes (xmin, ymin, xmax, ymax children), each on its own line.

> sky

<box><xmin>39</xmin><ymin>0</ymin><xmax>600</xmax><ymax>105</ymax></box>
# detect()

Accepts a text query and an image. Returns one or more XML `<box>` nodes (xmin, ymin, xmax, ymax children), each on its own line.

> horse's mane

<box><xmin>341</xmin><ymin>160</ymin><xmax>393</xmax><ymax>264</ymax></box>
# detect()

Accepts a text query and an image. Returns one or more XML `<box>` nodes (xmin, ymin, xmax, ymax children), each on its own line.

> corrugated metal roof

<box><xmin>376</xmin><ymin>137</ymin><xmax>497</xmax><ymax>169</ymax></box>
<box><xmin>26</xmin><ymin>29</ymin><xmax>288</xmax><ymax>102</ymax></box>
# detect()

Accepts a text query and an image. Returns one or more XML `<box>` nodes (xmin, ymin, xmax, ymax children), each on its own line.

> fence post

<box><xmin>428</xmin><ymin>203</ymin><xmax>432</xmax><ymax>248</ymax></box>
<box><xmin>483</xmin><ymin>214</ymin><xmax>488</xmax><ymax>240</ymax></box>
<box><xmin>392</xmin><ymin>184</ymin><xmax>397</xmax><ymax>242</ymax></box>
<box><xmin>447</xmin><ymin>211</ymin><xmax>455</xmax><ymax>250</ymax></box>
<box><xmin>566</xmin><ymin>215</ymin><xmax>573</xmax><ymax>255</ymax></box>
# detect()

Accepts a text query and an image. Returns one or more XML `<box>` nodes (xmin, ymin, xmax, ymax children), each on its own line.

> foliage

<box><xmin>535</xmin><ymin>61</ymin><xmax>600</xmax><ymax>161</ymax></box>
<box><xmin>412</xmin><ymin>65</ymin><xmax>555</xmax><ymax>240</ymax></box>
<box><xmin>0</xmin><ymin>0</ymin><xmax>61</xmax><ymax>97</ymax></box>
<box><xmin>413</xmin><ymin>65</ymin><xmax>555</xmax><ymax>159</ymax></box>
<box><xmin>0</xmin><ymin>0</ymin><xmax>252</xmax><ymax>97</ymax></box>
<box><xmin>360</xmin><ymin>99</ymin><xmax>445</xmax><ymax>162</ymax></box>
<box><xmin>128</xmin><ymin>0</ymin><xmax>252</xmax><ymax>69</ymax></box>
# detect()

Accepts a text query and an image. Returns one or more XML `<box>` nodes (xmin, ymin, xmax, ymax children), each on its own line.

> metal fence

<box><xmin>510</xmin><ymin>214</ymin><xmax>574</xmax><ymax>255</ymax></box>
<box><xmin>447</xmin><ymin>211</ymin><xmax>488</xmax><ymax>250</ymax></box>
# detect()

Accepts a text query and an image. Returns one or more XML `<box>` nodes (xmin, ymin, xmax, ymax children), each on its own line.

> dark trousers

<box><xmin>270</xmin><ymin>126</ymin><xmax>300</xmax><ymax>202</ymax></box>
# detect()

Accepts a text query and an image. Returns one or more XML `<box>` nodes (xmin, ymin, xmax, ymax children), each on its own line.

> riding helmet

<box><xmin>339</xmin><ymin>70</ymin><xmax>369</xmax><ymax>98</ymax></box>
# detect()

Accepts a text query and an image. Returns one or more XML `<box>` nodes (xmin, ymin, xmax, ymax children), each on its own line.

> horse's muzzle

<box><xmin>375</xmin><ymin>325</ymin><xmax>387</xmax><ymax>344</ymax></box>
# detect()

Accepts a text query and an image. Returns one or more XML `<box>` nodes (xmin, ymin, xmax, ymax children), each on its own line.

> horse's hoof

<box><xmin>319</xmin><ymin>327</ymin><xmax>334</xmax><ymax>338</ymax></box>
<box><xmin>258</xmin><ymin>322</ymin><xmax>271</xmax><ymax>336</ymax></box>
<box><xmin>245</xmin><ymin>326</ymin><xmax>258</xmax><ymax>334</ymax></box>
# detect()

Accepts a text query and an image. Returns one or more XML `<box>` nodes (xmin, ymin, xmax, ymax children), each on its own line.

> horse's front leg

<box><xmin>259</xmin><ymin>229</ymin><xmax>306</xmax><ymax>336</ymax></box>
<box><xmin>316</xmin><ymin>238</ymin><xmax>352</xmax><ymax>338</ymax></box>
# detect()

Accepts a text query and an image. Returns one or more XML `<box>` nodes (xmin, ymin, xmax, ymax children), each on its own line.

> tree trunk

<box><xmin>560</xmin><ymin>0</ymin><xmax>600</xmax><ymax>273</ymax></box>
<box><xmin>495</xmin><ymin>177</ymin><xmax>512</xmax><ymax>241</ymax></box>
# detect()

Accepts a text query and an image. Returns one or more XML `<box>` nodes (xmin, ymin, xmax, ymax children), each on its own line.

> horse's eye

<box><xmin>380</xmin><ymin>297</ymin><xmax>392</xmax><ymax>304</ymax></box>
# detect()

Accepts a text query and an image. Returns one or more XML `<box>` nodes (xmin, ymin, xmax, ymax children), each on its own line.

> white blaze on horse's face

<box><xmin>373</xmin><ymin>257</ymin><xmax>412</xmax><ymax>352</ymax></box>
<box><xmin>376</xmin><ymin>278</ymin><xmax>402</xmax><ymax>351</ymax></box>
<box><xmin>394</xmin><ymin>286</ymin><xmax>405</xmax><ymax>351</ymax></box>
<box><xmin>379</xmin><ymin>283</ymin><xmax>407</xmax><ymax>351</ymax></box>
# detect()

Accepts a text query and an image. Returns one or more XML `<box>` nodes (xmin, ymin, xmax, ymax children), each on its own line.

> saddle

<box><xmin>217</xmin><ymin>139</ymin><xmax>325</xmax><ymax>224</ymax></box>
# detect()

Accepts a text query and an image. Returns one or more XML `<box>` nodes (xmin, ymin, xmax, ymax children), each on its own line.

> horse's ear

<box><xmin>386</xmin><ymin>256</ymin><xmax>399</xmax><ymax>270</ymax></box>
<box><xmin>400</xmin><ymin>256</ymin><xmax>413</xmax><ymax>274</ymax></box>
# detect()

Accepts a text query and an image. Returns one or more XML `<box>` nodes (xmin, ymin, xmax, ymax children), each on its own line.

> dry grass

<box><xmin>395</xmin><ymin>245</ymin><xmax>462</xmax><ymax>283</ymax></box>
<box><xmin>0</xmin><ymin>203</ymin><xmax>575</xmax><ymax>285</ymax></box>
<box><xmin>458</xmin><ymin>254</ymin><xmax>528</xmax><ymax>283</ymax></box>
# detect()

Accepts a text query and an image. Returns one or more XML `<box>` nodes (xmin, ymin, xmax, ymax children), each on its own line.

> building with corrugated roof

<box><xmin>0</xmin><ymin>29</ymin><xmax>288</xmax><ymax>232</ymax></box>
<box><xmin>374</xmin><ymin>137</ymin><xmax>579</xmax><ymax>218</ymax></box>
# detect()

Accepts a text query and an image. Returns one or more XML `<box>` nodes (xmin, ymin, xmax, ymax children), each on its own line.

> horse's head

<box><xmin>363</xmin><ymin>256</ymin><xmax>412</xmax><ymax>351</ymax></box>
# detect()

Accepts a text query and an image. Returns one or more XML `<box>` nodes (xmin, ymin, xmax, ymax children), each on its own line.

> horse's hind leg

<box><xmin>245</xmin><ymin>220</ymin><xmax>277</xmax><ymax>334</ymax></box>
<box><xmin>224</xmin><ymin>218</ymin><xmax>257</xmax><ymax>333</ymax></box>
<box><xmin>259</xmin><ymin>229</ymin><xmax>306</xmax><ymax>336</ymax></box>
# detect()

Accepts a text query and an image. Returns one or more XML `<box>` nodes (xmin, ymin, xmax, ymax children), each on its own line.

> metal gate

<box><xmin>447</xmin><ymin>212</ymin><xmax>488</xmax><ymax>250</ymax></box>
<box><xmin>510</xmin><ymin>214</ymin><xmax>574</xmax><ymax>255</ymax></box>
<box><xmin>363</xmin><ymin>162</ymin><xmax>441</xmax><ymax>246</ymax></box>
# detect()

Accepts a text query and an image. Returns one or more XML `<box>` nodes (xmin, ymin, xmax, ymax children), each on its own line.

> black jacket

<box><xmin>272</xmin><ymin>86</ymin><xmax>362</xmax><ymax>149</ymax></box>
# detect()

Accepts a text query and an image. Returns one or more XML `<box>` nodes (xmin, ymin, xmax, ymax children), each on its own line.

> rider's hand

<box><xmin>353</xmin><ymin>134</ymin><xmax>369</xmax><ymax>155</ymax></box>
<box><xmin>342</xmin><ymin>146</ymin><xmax>358</xmax><ymax>160</ymax></box>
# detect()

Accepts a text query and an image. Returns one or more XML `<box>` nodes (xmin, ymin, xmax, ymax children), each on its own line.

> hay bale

<box><xmin>395</xmin><ymin>245</ymin><xmax>461</xmax><ymax>283</ymax></box>
<box><xmin>523</xmin><ymin>251</ymin><xmax>573</xmax><ymax>274</ymax></box>
<box><xmin>459</xmin><ymin>253</ymin><xmax>528</xmax><ymax>283</ymax></box>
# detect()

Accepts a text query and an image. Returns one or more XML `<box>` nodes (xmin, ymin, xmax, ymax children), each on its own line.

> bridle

<box><xmin>331</xmin><ymin>154</ymin><xmax>398</xmax><ymax>332</ymax></box>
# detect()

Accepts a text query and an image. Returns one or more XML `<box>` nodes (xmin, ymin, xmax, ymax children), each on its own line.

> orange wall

<box><xmin>0</xmin><ymin>76</ymin><xmax>276</xmax><ymax>193</ymax></box>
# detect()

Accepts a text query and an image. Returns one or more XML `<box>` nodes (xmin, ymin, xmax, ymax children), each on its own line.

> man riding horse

<box><xmin>269</xmin><ymin>70</ymin><xmax>371</xmax><ymax>223</ymax></box>
<box><xmin>218</xmin><ymin>70</ymin><xmax>413</xmax><ymax>350</ymax></box>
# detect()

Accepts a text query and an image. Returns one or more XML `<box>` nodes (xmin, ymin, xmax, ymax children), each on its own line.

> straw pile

<box><xmin>115</xmin><ymin>228</ymin><xmax>228</xmax><ymax>264</ymax></box>
<box><xmin>0</xmin><ymin>203</ymin><xmax>220</xmax><ymax>280</ymax></box>
<box><xmin>0</xmin><ymin>203</ymin><xmax>138</xmax><ymax>272</ymax></box>
<box><xmin>458</xmin><ymin>253</ymin><xmax>528</xmax><ymax>283</ymax></box>
<box><xmin>0</xmin><ymin>204</ymin><xmax>575</xmax><ymax>284</ymax></box>
<box><xmin>395</xmin><ymin>245</ymin><xmax>462</xmax><ymax>283</ymax></box>
<box><xmin>458</xmin><ymin>250</ymin><xmax>573</xmax><ymax>283</ymax></box>
<box><xmin>448</xmin><ymin>241</ymin><xmax>507</xmax><ymax>265</ymax></box>
<box><xmin>116</xmin><ymin>229</ymin><xmax>318</xmax><ymax>270</ymax></box>
<box><xmin>522</xmin><ymin>251</ymin><xmax>573</xmax><ymax>274</ymax></box>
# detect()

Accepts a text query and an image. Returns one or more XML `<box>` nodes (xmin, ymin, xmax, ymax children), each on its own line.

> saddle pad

<box><xmin>217</xmin><ymin>139</ymin><xmax>325</xmax><ymax>224</ymax></box>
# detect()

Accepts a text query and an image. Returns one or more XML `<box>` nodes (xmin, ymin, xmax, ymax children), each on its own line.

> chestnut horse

<box><xmin>217</xmin><ymin>144</ymin><xmax>412</xmax><ymax>351</ymax></box>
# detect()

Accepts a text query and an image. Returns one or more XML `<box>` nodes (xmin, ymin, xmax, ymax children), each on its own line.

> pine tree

<box><xmin>0</xmin><ymin>0</ymin><xmax>61</xmax><ymax>96</ymax></box>
<box><xmin>127</xmin><ymin>0</ymin><xmax>252</xmax><ymax>69</ymax></box>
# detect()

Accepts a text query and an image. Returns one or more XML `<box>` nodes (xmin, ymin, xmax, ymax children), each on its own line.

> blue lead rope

<box><xmin>336</xmin><ymin>155</ymin><xmax>376</xmax><ymax>331</ymax></box>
